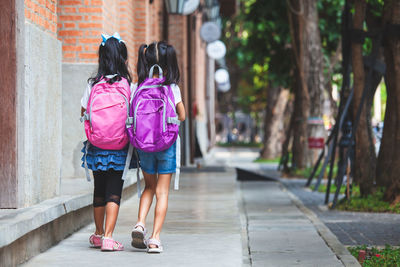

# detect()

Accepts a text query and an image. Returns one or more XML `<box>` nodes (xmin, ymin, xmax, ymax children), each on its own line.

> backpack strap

<box><xmin>167</xmin><ymin>117</ymin><xmax>181</xmax><ymax>125</ymax></box>
<box><xmin>135</xmin><ymin>149</ymin><xmax>142</xmax><ymax>198</ymax></box>
<box><xmin>121</xmin><ymin>144</ymin><xmax>134</xmax><ymax>181</ymax></box>
<box><xmin>80</xmin><ymin>111</ymin><xmax>89</xmax><ymax>123</ymax></box>
<box><xmin>149</xmin><ymin>64</ymin><xmax>163</xmax><ymax>79</ymax></box>
<box><xmin>120</xmin><ymin>144</ymin><xmax>142</xmax><ymax>199</ymax></box>
<box><xmin>84</xmin><ymin>141</ymin><xmax>91</xmax><ymax>181</ymax></box>
<box><xmin>174</xmin><ymin>135</ymin><xmax>181</xmax><ymax>190</ymax></box>
<box><xmin>165</xmin><ymin>85</ymin><xmax>180</xmax><ymax>126</ymax></box>
<box><xmin>166</xmin><ymin>88</ymin><xmax>176</xmax><ymax>112</ymax></box>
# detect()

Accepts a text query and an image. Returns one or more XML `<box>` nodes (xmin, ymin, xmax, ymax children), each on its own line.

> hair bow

<box><xmin>101</xmin><ymin>32</ymin><xmax>124</xmax><ymax>46</ymax></box>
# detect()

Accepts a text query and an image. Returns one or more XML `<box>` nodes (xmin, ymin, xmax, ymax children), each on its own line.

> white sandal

<box><xmin>147</xmin><ymin>238</ymin><xmax>163</xmax><ymax>253</ymax></box>
<box><xmin>131</xmin><ymin>222</ymin><xmax>147</xmax><ymax>249</ymax></box>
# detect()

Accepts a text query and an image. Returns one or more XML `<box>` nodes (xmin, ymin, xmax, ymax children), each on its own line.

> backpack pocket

<box><xmin>89</xmin><ymin>93</ymin><xmax>129</xmax><ymax>145</ymax></box>
<box><xmin>134</xmin><ymin>98</ymin><xmax>166</xmax><ymax>144</ymax></box>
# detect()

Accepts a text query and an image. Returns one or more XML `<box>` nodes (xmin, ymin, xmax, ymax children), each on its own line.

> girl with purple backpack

<box><xmin>129</xmin><ymin>41</ymin><xmax>185</xmax><ymax>253</ymax></box>
<box><xmin>80</xmin><ymin>33</ymin><xmax>136</xmax><ymax>252</ymax></box>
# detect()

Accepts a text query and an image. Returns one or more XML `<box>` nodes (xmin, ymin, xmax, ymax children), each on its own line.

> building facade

<box><xmin>0</xmin><ymin>0</ymin><xmax>231</xmax><ymax>209</ymax></box>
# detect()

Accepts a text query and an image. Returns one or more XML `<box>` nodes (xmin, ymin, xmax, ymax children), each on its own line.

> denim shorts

<box><xmin>137</xmin><ymin>141</ymin><xmax>176</xmax><ymax>174</ymax></box>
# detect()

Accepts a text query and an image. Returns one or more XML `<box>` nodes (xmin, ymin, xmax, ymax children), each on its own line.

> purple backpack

<box><xmin>127</xmin><ymin>65</ymin><xmax>180</xmax><ymax>153</ymax></box>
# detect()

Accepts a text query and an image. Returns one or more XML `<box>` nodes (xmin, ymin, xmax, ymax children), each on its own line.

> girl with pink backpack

<box><xmin>129</xmin><ymin>41</ymin><xmax>185</xmax><ymax>253</ymax></box>
<box><xmin>80</xmin><ymin>33</ymin><xmax>136</xmax><ymax>252</ymax></box>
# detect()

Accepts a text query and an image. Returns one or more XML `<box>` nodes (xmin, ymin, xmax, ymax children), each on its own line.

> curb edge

<box><xmin>283</xmin><ymin>186</ymin><xmax>361</xmax><ymax>267</ymax></box>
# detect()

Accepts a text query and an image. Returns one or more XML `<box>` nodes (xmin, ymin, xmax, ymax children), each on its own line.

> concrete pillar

<box><xmin>61</xmin><ymin>63</ymin><xmax>96</xmax><ymax>179</ymax></box>
<box><xmin>9</xmin><ymin>0</ymin><xmax>63</xmax><ymax>207</ymax></box>
<box><xmin>20</xmin><ymin>22</ymin><xmax>62</xmax><ymax>206</ymax></box>
<box><xmin>207</xmin><ymin>57</ymin><xmax>216</xmax><ymax>148</ymax></box>
<box><xmin>0</xmin><ymin>0</ymin><xmax>18</xmax><ymax>208</ymax></box>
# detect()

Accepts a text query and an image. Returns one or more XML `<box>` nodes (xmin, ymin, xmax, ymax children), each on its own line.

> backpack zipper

<box><xmin>134</xmin><ymin>98</ymin><xmax>166</xmax><ymax>133</ymax></box>
<box><xmin>131</xmin><ymin>84</ymin><xmax>165</xmax><ymax>103</ymax></box>
<box><xmin>90</xmin><ymin>92</ymin><xmax>129</xmax><ymax>130</ymax></box>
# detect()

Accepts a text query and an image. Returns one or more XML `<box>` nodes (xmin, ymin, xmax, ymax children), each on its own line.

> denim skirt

<box><xmin>81</xmin><ymin>141</ymin><xmax>138</xmax><ymax>171</ymax></box>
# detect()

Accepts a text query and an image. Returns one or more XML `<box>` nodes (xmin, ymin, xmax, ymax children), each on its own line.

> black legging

<box><xmin>93</xmin><ymin>169</ymin><xmax>124</xmax><ymax>207</ymax></box>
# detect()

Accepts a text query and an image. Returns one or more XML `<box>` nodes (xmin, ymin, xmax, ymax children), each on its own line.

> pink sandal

<box><xmin>89</xmin><ymin>234</ymin><xmax>103</xmax><ymax>248</ymax></box>
<box><xmin>101</xmin><ymin>237</ymin><xmax>124</xmax><ymax>251</ymax></box>
<box><xmin>147</xmin><ymin>238</ymin><xmax>163</xmax><ymax>253</ymax></box>
<box><xmin>131</xmin><ymin>222</ymin><xmax>147</xmax><ymax>249</ymax></box>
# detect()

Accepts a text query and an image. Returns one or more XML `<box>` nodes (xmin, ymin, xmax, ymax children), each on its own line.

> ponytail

<box><xmin>137</xmin><ymin>44</ymin><xmax>148</xmax><ymax>85</ymax></box>
<box><xmin>137</xmin><ymin>41</ymin><xmax>180</xmax><ymax>86</ymax></box>
<box><xmin>165</xmin><ymin>44</ymin><xmax>180</xmax><ymax>85</ymax></box>
<box><xmin>88</xmin><ymin>37</ymin><xmax>132</xmax><ymax>86</ymax></box>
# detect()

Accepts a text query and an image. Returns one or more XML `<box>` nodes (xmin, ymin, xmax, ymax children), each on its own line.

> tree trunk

<box><xmin>287</xmin><ymin>0</ymin><xmax>326</xmax><ymax>169</ymax></box>
<box><xmin>303</xmin><ymin>0</ymin><xmax>327</xmax><ymax>166</ymax></box>
<box><xmin>351</xmin><ymin>0</ymin><xmax>376</xmax><ymax>196</ymax></box>
<box><xmin>364</xmin><ymin>3</ymin><xmax>384</xmax><ymax>187</ymax></box>
<box><xmin>261</xmin><ymin>87</ymin><xmax>290</xmax><ymax>159</ymax></box>
<box><xmin>280</xmin><ymin>96</ymin><xmax>294</xmax><ymax>173</ymax></box>
<box><xmin>325</xmin><ymin>40</ymin><xmax>342</xmax><ymax>119</ymax></box>
<box><xmin>380</xmin><ymin>0</ymin><xmax>400</xmax><ymax>203</ymax></box>
<box><xmin>287</xmin><ymin>0</ymin><xmax>310</xmax><ymax>169</ymax></box>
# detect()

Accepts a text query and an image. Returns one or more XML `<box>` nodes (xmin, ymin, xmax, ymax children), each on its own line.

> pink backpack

<box><xmin>127</xmin><ymin>65</ymin><xmax>180</xmax><ymax>152</ymax></box>
<box><xmin>83</xmin><ymin>76</ymin><xmax>131</xmax><ymax>150</ymax></box>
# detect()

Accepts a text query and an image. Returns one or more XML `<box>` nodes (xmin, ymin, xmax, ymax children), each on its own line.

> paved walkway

<box><xmin>23</xmin><ymin>169</ymin><xmax>242</xmax><ymax>267</ymax></box>
<box><xmin>283</xmin><ymin>179</ymin><xmax>400</xmax><ymax>246</ymax></box>
<box><xmin>240</xmin><ymin>181</ymin><xmax>343</xmax><ymax>267</ymax></box>
<box><xmin>22</xmin><ymin>146</ymin><xmax>358</xmax><ymax>266</ymax></box>
<box><xmin>234</xmin><ymin>158</ymin><xmax>400</xmax><ymax>247</ymax></box>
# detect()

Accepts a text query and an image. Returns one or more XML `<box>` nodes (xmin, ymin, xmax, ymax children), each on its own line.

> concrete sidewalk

<box><xmin>22</xmin><ymin>169</ymin><xmax>242</xmax><ymax>267</ymax></box>
<box><xmin>240</xmin><ymin>181</ymin><xmax>345</xmax><ymax>267</ymax></box>
<box><xmin>22</xmin><ymin>161</ymin><xmax>356</xmax><ymax>267</ymax></box>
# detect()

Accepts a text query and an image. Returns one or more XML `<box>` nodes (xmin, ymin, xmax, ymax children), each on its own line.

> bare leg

<box><xmin>104</xmin><ymin>202</ymin><xmax>120</xmax><ymax>238</ymax></box>
<box><xmin>137</xmin><ymin>171</ymin><xmax>157</xmax><ymax>229</ymax></box>
<box><xmin>149</xmin><ymin>173</ymin><xmax>172</xmax><ymax>246</ymax></box>
<box><xmin>93</xmin><ymin>206</ymin><xmax>105</xmax><ymax>235</ymax></box>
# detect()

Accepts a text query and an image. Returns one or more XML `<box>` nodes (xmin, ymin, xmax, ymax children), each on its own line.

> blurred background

<box><xmin>1</xmin><ymin>0</ymin><xmax>400</xmax><ymax>266</ymax></box>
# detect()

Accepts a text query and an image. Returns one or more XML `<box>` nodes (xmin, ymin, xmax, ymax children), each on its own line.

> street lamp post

<box><xmin>164</xmin><ymin>0</ymin><xmax>185</xmax><ymax>14</ymax></box>
<box><xmin>205</xmin><ymin>1</ymin><xmax>220</xmax><ymax>21</ymax></box>
<box><xmin>164</xmin><ymin>0</ymin><xmax>200</xmax><ymax>15</ymax></box>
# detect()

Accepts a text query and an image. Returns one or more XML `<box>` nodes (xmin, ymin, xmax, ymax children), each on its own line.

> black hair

<box><xmin>137</xmin><ymin>41</ymin><xmax>180</xmax><ymax>86</ymax></box>
<box><xmin>88</xmin><ymin>37</ymin><xmax>132</xmax><ymax>85</ymax></box>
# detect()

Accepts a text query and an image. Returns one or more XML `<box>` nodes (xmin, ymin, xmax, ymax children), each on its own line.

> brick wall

<box><xmin>25</xmin><ymin>0</ymin><xmax>57</xmax><ymax>35</ymax></box>
<box><xmin>57</xmin><ymin>0</ymin><xmax>102</xmax><ymax>63</ymax></box>
<box><xmin>168</xmin><ymin>15</ymin><xmax>189</xmax><ymax>101</ymax></box>
<box><xmin>103</xmin><ymin>0</ymin><xmax>119</xmax><ymax>34</ymax></box>
<box><xmin>150</xmin><ymin>0</ymin><xmax>163</xmax><ymax>42</ymax></box>
<box><xmin>130</xmin><ymin>0</ymin><xmax>165</xmax><ymax>79</ymax></box>
<box><xmin>119</xmin><ymin>1</ymin><xmax>135</xmax><ymax>72</ymax></box>
<box><xmin>57</xmin><ymin>0</ymin><xmax>164</xmax><ymax>75</ymax></box>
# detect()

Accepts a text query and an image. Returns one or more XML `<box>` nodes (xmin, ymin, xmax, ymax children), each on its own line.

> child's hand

<box><xmin>176</xmin><ymin>102</ymin><xmax>185</xmax><ymax>122</ymax></box>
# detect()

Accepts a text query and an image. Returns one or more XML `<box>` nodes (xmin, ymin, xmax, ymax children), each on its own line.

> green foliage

<box><xmin>318</xmin><ymin>0</ymin><xmax>344</xmax><ymax>58</ymax></box>
<box><xmin>292</xmin><ymin>164</ymin><xmax>338</xmax><ymax>179</ymax></box>
<box><xmin>253</xmin><ymin>157</ymin><xmax>280</xmax><ymax>164</ymax></box>
<box><xmin>216</xmin><ymin>142</ymin><xmax>263</xmax><ymax>148</ymax></box>
<box><xmin>337</xmin><ymin>188</ymin><xmax>400</xmax><ymax>213</ymax></box>
<box><xmin>311</xmin><ymin>184</ymin><xmax>346</xmax><ymax>194</ymax></box>
<box><xmin>380</xmin><ymin>82</ymin><xmax>387</xmax><ymax>121</ymax></box>
<box><xmin>310</xmin><ymin>183</ymin><xmax>361</xmax><ymax>195</ymax></box>
<box><xmin>223</xmin><ymin>0</ymin><xmax>292</xmax><ymax>113</ymax></box>
<box><xmin>223</xmin><ymin>0</ymin><xmax>345</xmax><ymax>114</ymax></box>
<box><xmin>366</xmin><ymin>0</ymin><xmax>384</xmax><ymax>18</ymax></box>
<box><xmin>349</xmin><ymin>245</ymin><xmax>400</xmax><ymax>267</ymax></box>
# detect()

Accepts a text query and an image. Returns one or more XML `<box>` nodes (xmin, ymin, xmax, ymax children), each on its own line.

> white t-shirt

<box><xmin>81</xmin><ymin>80</ymin><xmax>182</xmax><ymax>109</ymax></box>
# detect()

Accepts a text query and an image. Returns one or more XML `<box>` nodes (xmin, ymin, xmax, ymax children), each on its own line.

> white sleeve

<box><xmin>130</xmin><ymin>83</ymin><xmax>138</xmax><ymax>102</ymax></box>
<box><xmin>81</xmin><ymin>83</ymin><xmax>92</xmax><ymax>109</ymax></box>
<box><xmin>171</xmin><ymin>84</ymin><xmax>182</xmax><ymax>105</ymax></box>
